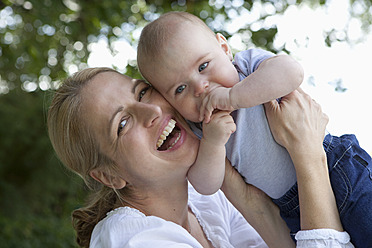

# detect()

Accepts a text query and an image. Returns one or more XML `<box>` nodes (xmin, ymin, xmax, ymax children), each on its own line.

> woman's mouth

<box><xmin>156</xmin><ymin>119</ymin><xmax>181</xmax><ymax>151</ymax></box>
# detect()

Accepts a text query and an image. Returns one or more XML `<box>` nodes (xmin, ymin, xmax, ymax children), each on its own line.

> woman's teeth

<box><xmin>157</xmin><ymin>119</ymin><xmax>179</xmax><ymax>150</ymax></box>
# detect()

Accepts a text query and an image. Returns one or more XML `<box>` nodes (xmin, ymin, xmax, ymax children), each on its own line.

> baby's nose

<box><xmin>193</xmin><ymin>81</ymin><xmax>209</xmax><ymax>97</ymax></box>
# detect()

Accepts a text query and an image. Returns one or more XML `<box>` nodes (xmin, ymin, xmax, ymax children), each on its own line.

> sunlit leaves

<box><xmin>0</xmin><ymin>0</ymin><xmax>290</xmax><ymax>93</ymax></box>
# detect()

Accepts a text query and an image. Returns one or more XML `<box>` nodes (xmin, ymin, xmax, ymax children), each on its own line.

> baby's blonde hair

<box><xmin>137</xmin><ymin>11</ymin><xmax>215</xmax><ymax>78</ymax></box>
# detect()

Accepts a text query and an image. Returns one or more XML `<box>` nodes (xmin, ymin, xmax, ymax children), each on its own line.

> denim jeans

<box><xmin>273</xmin><ymin>134</ymin><xmax>372</xmax><ymax>248</ymax></box>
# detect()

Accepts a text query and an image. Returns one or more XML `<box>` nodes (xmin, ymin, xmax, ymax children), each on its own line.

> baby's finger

<box><xmin>203</xmin><ymin>108</ymin><xmax>212</xmax><ymax>123</ymax></box>
<box><xmin>204</xmin><ymin>113</ymin><xmax>210</xmax><ymax>124</ymax></box>
<box><xmin>203</xmin><ymin>103</ymin><xmax>215</xmax><ymax>124</ymax></box>
<box><xmin>199</xmin><ymin>96</ymin><xmax>210</xmax><ymax>122</ymax></box>
<box><xmin>199</xmin><ymin>103</ymin><xmax>205</xmax><ymax>122</ymax></box>
<box><xmin>217</xmin><ymin>111</ymin><xmax>236</xmax><ymax>131</ymax></box>
<box><xmin>228</xmin><ymin>121</ymin><xmax>236</xmax><ymax>133</ymax></box>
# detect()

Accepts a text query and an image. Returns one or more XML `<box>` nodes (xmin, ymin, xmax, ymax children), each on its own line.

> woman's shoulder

<box><xmin>98</xmin><ymin>206</ymin><xmax>150</xmax><ymax>231</ymax></box>
<box><xmin>105</xmin><ymin>206</ymin><xmax>145</xmax><ymax>218</ymax></box>
<box><xmin>90</xmin><ymin>207</ymin><xmax>159</xmax><ymax>247</ymax></box>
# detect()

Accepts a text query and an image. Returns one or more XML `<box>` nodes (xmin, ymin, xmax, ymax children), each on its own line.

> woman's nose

<box><xmin>136</xmin><ymin>102</ymin><xmax>162</xmax><ymax>127</ymax></box>
<box><xmin>193</xmin><ymin>80</ymin><xmax>209</xmax><ymax>97</ymax></box>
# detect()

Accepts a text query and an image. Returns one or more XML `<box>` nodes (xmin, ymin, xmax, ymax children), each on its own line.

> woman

<box><xmin>47</xmin><ymin>67</ymin><xmax>353</xmax><ymax>247</ymax></box>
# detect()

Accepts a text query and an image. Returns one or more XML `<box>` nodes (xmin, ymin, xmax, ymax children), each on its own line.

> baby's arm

<box><xmin>231</xmin><ymin>55</ymin><xmax>304</xmax><ymax>109</ymax></box>
<box><xmin>201</xmin><ymin>55</ymin><xmax>304</xmax><ymax>122</ymax></box>
<box><xmin>187</xmin><ymin>111</ymin><xmax>236</xmax><ymax>195</ymax></box>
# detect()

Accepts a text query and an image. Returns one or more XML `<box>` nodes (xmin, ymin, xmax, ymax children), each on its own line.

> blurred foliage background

<box><xmin>1</xmin><ymin>0</ymin><xmax>371</xmax><ymax>246</ymax></box>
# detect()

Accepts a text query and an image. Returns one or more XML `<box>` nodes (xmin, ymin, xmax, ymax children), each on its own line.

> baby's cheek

<box><xmin>185</xmin><ymin>108</ymin><xmax>200</xmax><ymax>123</ymax></box>
<box><xmin>220</xmin><ymin>66</ymin><xmax>239</xmax><ymax>87</ymax></box>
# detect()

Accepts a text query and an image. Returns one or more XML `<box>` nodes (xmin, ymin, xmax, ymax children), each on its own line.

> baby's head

<box><xmin>138</xmin><ymin>12</ymin><xmax>239</xmax><ymax>122</ymax></box>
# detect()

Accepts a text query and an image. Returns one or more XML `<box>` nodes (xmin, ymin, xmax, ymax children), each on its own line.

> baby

<box><xmin>137</xmin><ymin>12</ymin><xmax>372</xmax><ymax>247</ymax></box>
<box><xmin>137</xmin><ymin>11</ymin><xmax>302</xmax><ymax>198</ymax></box>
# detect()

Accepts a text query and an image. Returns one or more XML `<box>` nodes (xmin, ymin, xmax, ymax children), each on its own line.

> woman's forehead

<box><xmin>89</xmin><ymin>72</ymin><xmax>133</xmax><ymax>94</ymax></box>
<box><xmin>80</xmin><ymin>72</ymin><xmax>131</xmax><ymax>111</ymax></box>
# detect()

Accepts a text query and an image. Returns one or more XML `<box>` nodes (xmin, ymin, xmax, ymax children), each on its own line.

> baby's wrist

<box><xmin>229</xmin><ymin>87</ymin><xmax>239</xmax><ymax>110</ymax></box>
<box><xmin>201</xmin><ymin>136</ymin><xmax>226</xmax><ymax>147</ymax></box>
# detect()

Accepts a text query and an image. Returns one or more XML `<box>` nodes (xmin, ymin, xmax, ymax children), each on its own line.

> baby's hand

<box><xmin>202</xmin><ymin>111</ymin><xmax>236</xmax><ymax>146</ymax></box>
<box><xmin>200</xmin><ymin>87</ymin><xmax>235</xmax><ymax>123</ymax></box>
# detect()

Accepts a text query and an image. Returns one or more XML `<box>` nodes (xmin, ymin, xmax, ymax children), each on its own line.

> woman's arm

<box><xmin>222</xmin><ymin>88</ymin><xmax>350</xmax><ymax>247</ymax></box>
<box><xmin>221</xmin><ymin>158</ymin><xmax>295</xmax><ymax>248</ymax></box>
<box><xmin>264</xmin><ymin>89</ymin><xmax>343</xmax><ymax>231</ymax></box>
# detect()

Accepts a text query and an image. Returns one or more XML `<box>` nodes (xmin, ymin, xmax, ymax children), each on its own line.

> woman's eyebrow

<box><xmin>132</xmin><ymin>80</ymin><xmax>142</xmax><ymax>94</ymax></box>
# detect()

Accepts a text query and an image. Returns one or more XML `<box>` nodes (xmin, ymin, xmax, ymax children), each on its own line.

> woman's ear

<box><xmin>216</xmin><ymin>33</ymin><xmax>233</xmax><ymax>60</ymax></box>
<box><xmin>90</xmin><ymin>168</ymin><xmax>127</xmax><ymax>189</ymax></box>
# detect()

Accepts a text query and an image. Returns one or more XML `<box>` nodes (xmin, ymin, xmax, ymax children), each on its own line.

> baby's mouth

<box><xmin>157</xmin><ymin>119</ymin><xmax>181</xmax><ymax>151</ymax></box>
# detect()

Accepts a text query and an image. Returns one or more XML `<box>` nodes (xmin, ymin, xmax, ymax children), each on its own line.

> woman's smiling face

<box><xmin>80</xmin><ymin>72</ymin><xmax>200</xmax><ymax>190</ymax></box>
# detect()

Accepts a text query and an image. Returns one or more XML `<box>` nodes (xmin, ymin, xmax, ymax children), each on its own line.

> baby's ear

<box><xmin>90</xmin><ymin>168</ymin><xmax>127</xmax><ymax>189</ymax></box>
<box><xmin>216</xmin><ymin>33</ymin><xmax>233</xmax><ymax>60</ymax></box>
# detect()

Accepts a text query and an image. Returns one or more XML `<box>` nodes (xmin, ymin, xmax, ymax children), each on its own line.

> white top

<box><xmin>90</xmin><ymin>185</ymin><xmax>353</xmax><ymax>248</ymax></box>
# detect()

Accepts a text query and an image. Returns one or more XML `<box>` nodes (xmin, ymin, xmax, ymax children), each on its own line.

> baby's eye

<box><xmin>175</xmin><ymin>85</ymin><xmax>186</xmax><ymax>94</ymax></box>
<box><xmin>198</xmin><ymin>62</ymin><xmax>208</xmax><ymax>72</ymax></box>
<box><xmin>117</xmin><ymin>119</ymin><xmax>127</xmax><ymax>135</ymax></box>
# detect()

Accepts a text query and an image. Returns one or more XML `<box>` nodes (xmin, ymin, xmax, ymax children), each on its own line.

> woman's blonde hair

<box><xmin>47</xmin><ymin>67</ymin><xmax>130</xmax><ymax>247</ymax></box>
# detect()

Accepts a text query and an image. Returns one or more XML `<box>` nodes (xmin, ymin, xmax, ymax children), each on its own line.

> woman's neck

<box><xmin>121</xmin><ymin>180</ymin><xmax>191</xmax><ymax>229</ymax></box>
<box><xmin>120</xmin><ymin>181</ymin><xmax>213</xmax><ymax>247</ymax></box>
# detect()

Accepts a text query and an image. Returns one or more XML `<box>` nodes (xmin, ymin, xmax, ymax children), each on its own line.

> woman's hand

<box><xmin>264</xmin><ymin>88</ymin><xmax>328</xmax><ymax>160</ymax></box>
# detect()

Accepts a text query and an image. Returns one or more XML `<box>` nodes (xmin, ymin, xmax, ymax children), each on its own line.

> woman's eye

<box><xmin>198</xmin><ymin>62</ymin><xmax>208</xmax><ymax>72</ymax></box>
<box><xmin>175</xmin><ymin>85</ymin><xmax>186</xmax><ymax>94</ymax></box>
<box><xmin>118</xmin><ymin>119</ymin><xmax>127</xmax><ymax>135</ymax></box>
<box><xmin>139</xmin><ymin>86</ymin><xmax>151</xmax><ymax>101</ymax></box>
